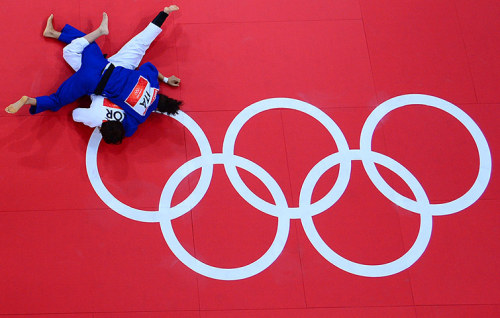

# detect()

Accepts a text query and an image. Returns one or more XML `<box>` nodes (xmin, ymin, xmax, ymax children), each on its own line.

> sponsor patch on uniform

<box><xmin>102</xmin><ymin>98</ymin><xmax>125</xmax><ymax>123</ymax></box>
<box><xmin>103</xmin><ymin>98</ymin><xmax>122</xmax><ymax>110</ymax></box>
<box><xmin>151</xmin><ymin>88</ymin><xmax>159</xmax><ymax>105</ymax></box>
<box><xmin>125</xmin><ymin>76</ymin><xmax>149</xmax><ymax>108</ymax></box>
<box><xmin>125</xmin><ymin>76</ymin><xmax>157</xmax><ymax>116</ymax></box>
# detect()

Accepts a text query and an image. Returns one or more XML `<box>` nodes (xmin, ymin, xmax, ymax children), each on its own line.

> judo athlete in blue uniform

<box><xmin>61</xmin><ymin>9</ymin><xmax>182</xmax><ymax>133</ymax></box>
<box><xmin>6</xmin><ymin>5</ymin><xmax>182</xmax><ymax>144</ymax></box>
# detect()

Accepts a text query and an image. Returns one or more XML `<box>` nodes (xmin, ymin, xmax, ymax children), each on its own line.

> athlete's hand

<box><xmin>167</xmin><ymin>75</ymin><xmax>181</xmax><ymax>86</ymax></box>
<box><xmin>165</xmin><ymin>5</ymin><xmax>180</xmax><ymax>14</ymax></box>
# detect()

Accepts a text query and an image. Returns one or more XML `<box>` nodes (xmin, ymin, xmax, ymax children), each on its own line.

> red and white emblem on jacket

<box><xmin>125</xmin><ymin>76</ymin><xmax>159</xmax><ymax>115</ymax></box>
<box><xmin>102</xmin><ymin>99</ymin><xmax>125</xmax><ymax>123</ymax></box>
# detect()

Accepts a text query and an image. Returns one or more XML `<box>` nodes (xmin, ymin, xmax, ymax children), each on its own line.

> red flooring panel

<box><xmin>1</xmin><ymin>0</ymin><xmax>498</xmax><ymax>316</ymax></box>
<box><xmin>176</xmin><ymin>21</ymin><xmax>376</xmax><ymax>112</ymax></box>
<box><xmin>0</xmin><ymin>315</ymin><xmax>93</xmax><ymax>318</ymax></box>
<box><xmin>374</xmin><ymin>104</ymin><xmax>481</xmax><ymax>204</ymax></box>
<box><xmin>176</xmin><ymin>0</ymin><xmax>362</xmax><ymax>23</ymax></box>
<box><xmin>416</xmin><ymin>305</ymin><xmax>500</xmax><ymax>318</ymax></box>
<box><xmin>459</xmin><ymin>104</ymin><xmax>500</xmax><ymax>200</ymax></box>
<box><xmin>359</xmin><ymin>0</ymin><xmax>477</xmax><ymax>104</ymax></box>
<box><xmin>201</xmin><ymin>307</ymin><xmax>418</xmax><ymax>318</ymax></box>
<box><xmin>296</xmin><ymin>162</ymin><xmax>416</xmax><ymax>307</ymax></box>
<box><xmin>0</xmin><ymin>115</ymin><xmax>97</xmax><ymax>212</ymax></box>
<box><xmin>94</xmin><ymin>312</ymin><xmax>200</xmax><ymax>318</ymax></box>
<box><xmin>0</xmin><ymin>210</ymin><xmax>199</xmax><ymax>314</ymax></box>
<box><xmin>405</xmin><ymin>199</ymin><xmax>500</xmax><ymax>305</ymax></box>
<box><xmin>455</xmin><ymin>0</ymin><xmax>500</xmax><ymax>104</ymax></box>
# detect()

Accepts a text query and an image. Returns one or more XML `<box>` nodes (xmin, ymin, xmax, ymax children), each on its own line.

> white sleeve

<box><xmin>72</xmin><ymin>97</ymin><xmax>104</xmax><ymax>128</ymax></box>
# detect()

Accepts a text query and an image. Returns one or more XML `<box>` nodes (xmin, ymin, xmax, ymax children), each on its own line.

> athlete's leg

<box><xmin>43</xmin><ymin>14</ymin><xmax>88</xmax><ymax>44</ymax></box>
<box><xmin>42</xmin><ymin>13</ymin><xmax>107</xmax><ymax>72</ymax></box>
<box><xmin>107</xmin><ymin>25</ymin><xmax>162</xmax><ymax>69</ymax></box>
<box><xmin>28</xmin><ymin>72</ymin><xmax>96</xmax><ymax>114</ymax></box>
<box><xmin>5</xmin><ymin>96</ymin><xmax>35</xmax><ymax>114</ymax></box>
<box><xmin>62</xmin><ymin>14</ymin><xmax>109</xmax><ymax>72</ymax></box>
<box><xmin>59</xmin><ymin>24</ymin><xmax>87</xmax><ymax>44</ymax></box>
<box><xmin>62</xmin><ymin>38</ymin><xmax>92</xmax><ymax>72</ymax></box>
<box><xmin>43</xmin><ymin>14</ymin><xmax>61</xmax><ymax>39</ymax></box>
<box><xmin>83</xmin><ymin>12</ymin><xmax>109</xmax><ymax>44</ymax></box>
<box><xmin>64</xmin><ymin>12</ymin><xmax>108</xmax><ymax>71</ymax></box>
<box><xmin>6</xmin><ymin>15</ymin><xmax>103</xmax><ymax>114</ymax></box>
<box><xmin>108</xmin><ymin>6</ymin><xmax>179</xmax><ymax>69</ymax></box>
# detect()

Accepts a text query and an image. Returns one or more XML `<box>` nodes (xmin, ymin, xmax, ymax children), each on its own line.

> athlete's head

<box><xmin>100</xmin><ymin>121</ymin><xmax>125</xmax><ymax>145</ymax></box>
<box><xmin>156</xmin><ymin>94</ymin><xmax>182</xmax><ymax>115</ymax></box>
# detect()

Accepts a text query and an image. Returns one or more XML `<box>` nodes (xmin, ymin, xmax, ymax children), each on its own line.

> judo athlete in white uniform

<box><xmin>6</xmin><ymin>5</ymin><xmax>182</xmax><ymax>145</ymax></box>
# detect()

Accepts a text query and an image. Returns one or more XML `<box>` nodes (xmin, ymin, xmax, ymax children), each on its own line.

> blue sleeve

<box><xmin>139</xmin><ymin>62</ymin><xmax>160</xmax><ymax>87</ymax></box>
<box><xmin>138</xmin><ymin>62</ymin><xmax>159</xmax><ymax>75</ymax></box>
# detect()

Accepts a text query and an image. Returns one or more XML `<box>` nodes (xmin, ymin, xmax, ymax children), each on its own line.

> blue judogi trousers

<box><xmin>31</xmin><ymin>24</ymin><xmax>109</xmax><ymax>114</ymax></box>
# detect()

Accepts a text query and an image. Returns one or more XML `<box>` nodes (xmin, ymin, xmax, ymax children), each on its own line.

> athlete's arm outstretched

<box><xmin>159</xmin><ymin>72</ymin><xmax>180</xmax><ymax>87</ymax></box>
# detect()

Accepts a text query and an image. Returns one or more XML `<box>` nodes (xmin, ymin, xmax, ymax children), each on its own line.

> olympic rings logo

<box><xmin>86</xmin><ymin>94</ymin><xmax>492</xmax><ymax>280</ymax></box>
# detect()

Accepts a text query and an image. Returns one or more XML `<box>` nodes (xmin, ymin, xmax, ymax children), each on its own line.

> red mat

<box><xmin>1</xmin><ymin>0</ymin><xmax>499</xmax><ymax>317</ymax></box>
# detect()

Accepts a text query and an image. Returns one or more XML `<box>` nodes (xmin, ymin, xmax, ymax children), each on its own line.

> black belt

<box><xmin>94</xmin><ymin>63</ymin><xmax>115</xmax><ymax>95</ymax></box>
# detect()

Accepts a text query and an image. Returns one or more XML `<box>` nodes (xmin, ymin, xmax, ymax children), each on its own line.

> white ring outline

<box><xmin>301</xmin><ymin>149</ymin><xmax>432</xmax><ymax>277</ymax></box>
<box><xmin>85</xmin><ymin>111</ymin><xmax>214</xmax><ymax>223</ymax></box>
<box><xmin>84</xmin><ymin>94</ymin><xmax>492</xmax><ymax>280</ymax></box>
<box><xmin>360</xmin><ymin>94</ymin><xmax>492</xmax><ymax>216</ymax></box>
<box><xmin>159</xmin><ymin>153</ymin><xmax>290</xmax><ymax>281</ymax></box>
<box><xmin>222</xmin><ymin>98</ymin><xmax>352</xmax><ymax>219</ymax></box>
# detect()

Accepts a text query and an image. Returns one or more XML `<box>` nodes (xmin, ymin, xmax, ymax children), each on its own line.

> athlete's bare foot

<box><xmin>5</xmin><ymin>96</ymin><xmax>28</xmax><ymax>114</ymax></box>
<box><xmin>43</xmin><ymin>14</ymin><xmax>60</xmax><ymax>39</ymax></box>
<box><xmin>164</xmin><ymin>5</ymin><xmax>179</xmax><ymax>14</ymax></box>
<box><xmin>83</xmin><ymin>12</ymin><xmax>109</xmax><ymax>43</ymax></box>
<box><xmin>99</xmin><ymin>12</ymin><xmax>109</xmax><ymax>35</ymax></box>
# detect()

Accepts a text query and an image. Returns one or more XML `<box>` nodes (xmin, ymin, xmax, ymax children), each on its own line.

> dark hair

<box><xmin>156</xmin><ymin>94</ymin><xmax>182</xmax><ymax>115</ymax></box>
<box><xmin>100</xmin><ymin>121</ymin><xmax>125</xmax><ymax>145</ymax></box>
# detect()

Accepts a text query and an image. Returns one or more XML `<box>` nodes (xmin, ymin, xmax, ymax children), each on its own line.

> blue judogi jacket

<box><xmin>101</xmin><ymin>62</ymin><xmax>160</xmax><ymax>137</ymax></box>
<box><xmin>32</xmin><ymin>24</ymin><xmax>161</xmax><ymax>137</ymax></box>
